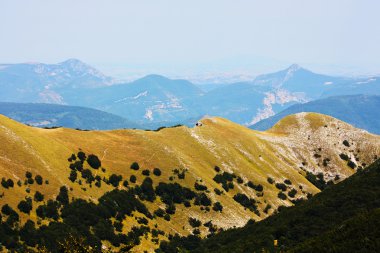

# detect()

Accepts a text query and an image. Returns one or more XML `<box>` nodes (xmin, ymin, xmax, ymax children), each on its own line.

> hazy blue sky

<box><xmin>1</xmin><ymin>0</ymin><xmax>379</xmax><ymax>79</ymax></box>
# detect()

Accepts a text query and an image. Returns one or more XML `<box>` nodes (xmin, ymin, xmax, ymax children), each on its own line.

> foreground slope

<box><xmin>251</xmin><ymin>95</ymin><xmax>380</xmax><ymax>134</ymax></box>
<box><xmin>0</xmin><ymin>113</ymin><xmax>379</xmax><ymax>251</ymax></box>
<box><xmin>163</xmin><ymin>159</ymin><xmax>380</xmax><ymax>253</ymax></box>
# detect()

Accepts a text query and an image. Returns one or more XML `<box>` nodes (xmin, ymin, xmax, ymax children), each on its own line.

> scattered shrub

<box><xmin>69</xmin><ymin>170</ymin><xmax>77</xmax><ymax>182</ymax></box>
<box><xmin>339</xmin><ymin>153</ymin><xmax>349</xmax><ymax>161</ymax></box>
<box><xmin>142</xmin><ymin>170</ymin><xmax>150</xmax><ymax>176</ymax></box>
<box><xmin>278</xmin><ymin>192</ymin><xmax>287</xmax><ymax>200</ymax></box>
<box><xmin>87</xmin><ymin>154</ymin><xmax>101</xmax><ymax>169</ymax></box>
<box><xmin>18</xmin><ymin>198</ymin><xmax>33</xmax><ymax>214</ymax></box>
<box><xmin>267</xmin><ymin>177</ymin><xmax>274</xmax><ymax>184</ymax></box>
<box><xmin>34</xmin><ymin>191</ymin><xmax>44</xmax><ymax>202</ymax></box>
<box><xmin>275</xmin><ymin>183</ymin><xmax>287</xmax><ymax>191</ymax></box>
<box><xmin>233</xmin><ymin>193</ymin><xmax>257</xmax><ymax>212</ymax></box>
<box><xmin>130</xmin><ymin>175</ymin><xmax>137</xmax><ymax>183</ymax></box>
<box><xmin>27</xmin><ymin>178</ymin><xmax>34</xmax><ymax>185</ymax></box>
<box><xmin>189</xmin><ymin>217</ymin><xmax>202</xmax><ymax>228</ymax></box>
<box><xmin>212</xmin><ymin>202</ymin><xmax>223</xmax><ymax>212</ymax></box>
<box><xmin>288</xmin><ymin>189</ymin><xmax>298</xmax><ymax>198</ymax></box>
<box><xmin>347</xmin><ymin>160</ymin><xmax>357</xmax><ymax>169</ymax></box>
<box><xmin>109</xmin><ymin>174</ymin><xmax>122</xmax><ymax>187</ymax></box>
<box><xmin>194</xmin><ymin>182</ymin><xmax>208</xmax><ymax>191</ymax></box>
<box><xmin>77</xmin><ymin>151</ymin><xmax>86</xmax><ymax>162</ymax></box>
<box><xmin>35</xmin><ymin>175</ymin><xmax>43</xmax><ymax>185</ymax></box>
<box><xmin>214</xmin><ymin>188</ymin><xmax>223</xmax><ymax>195</ymax></box>
<box><xmin>194</xmin><ymin>193</ymin><xmax>212</xmax><ymax>206</ymax></box>
<box><xmin>264</xmin><ymin>204</ymin><xmax>272</xmax><ymax>214</ymax></box>
<box><xmin>56</xmin><ymin>186</ymin><xmax>69</xmax><ymax>205</ymax></box>
<box><xmin>153</xmin><ymin>168</ymin><xmax>162</xmax><ymax>176</ymax></box>
<box><xmin>130</xmin><ymin>162</ymin><xmax>140</xmax><ymax>170</ymax></box>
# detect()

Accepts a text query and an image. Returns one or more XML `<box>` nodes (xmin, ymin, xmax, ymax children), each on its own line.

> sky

<box><xmin>0</xmin><ymin>0</ymin><xmax>379</xmax><ymax>81</ymax></box>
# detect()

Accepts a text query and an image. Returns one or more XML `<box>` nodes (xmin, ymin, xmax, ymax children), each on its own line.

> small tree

<box><xmin>153</xmin><ymin>168</ymin><xmax>162</xmax><ymax>176</ymax></box>
<box><xmin>212</xmin><ymin>202</ymin><xmax>223</xmax><ymax>212</ymax></box>
<box><xmin>87</xmin><ymin>154</ymin><xmax>101</xmax><ymax>169</ymax></box>
<box><xmin>77</xmin><ymin>151</ymin><xmax>86</xmax><ymax>162</ymax></box>
<box><xmin>142</xmin><ymin>169</ymin><xmax>150</xmax><ymax>176</ymax></box>
<box><xmin>130</xmin><ymin>162</ymin><xmax>140</xmax><ymax>170</ymax></box>
<box><xmin>1</xmin><ymin>178</ymin><xmax>9</xmax><ymax>189</ymax></box>
<box><xmin>35</xmin><ymin>175</ymin><xmax>43</xmax><ymax>185</ymax></box>
<box><xmin>34</xmin><ymin>191</ymin><xmax>44</xmax><ymax>202</ymax></box>
<box><xmin>69</xmin><ymin>170</ymin><xmax>77</xmax><ymax>182</ymax></box>
<box><xmin>278</xmin><ymin>192</ymin><xmax>287</xmax><ymax>200</ymax></box>
<box><xmin>109</xmin><ymin>174</ymin><xmax>122</xmax><ymax>187</ymax></box>
<box><xmin>18</xmin><ymin>198</ymin><xmax>33</xmax><ymax>214</ymax></box>
<box><xmin>56</xmin><ymin>186</ymin><xmax>69</xmax><ymax>205</ymax></box>
<box><xmin>25</xmin><ymin>171</ymin><xmax>33</xmax><ymax>179</ymax></box>
<box><xmin>188</xmin><ymin>217</ymin><xmax>202</xmax><ymax>228</ymax></box>
<box><xmin>130</xmin><ymin>175</ymin><xmax>137</xmax><ymax>183</ymax></box>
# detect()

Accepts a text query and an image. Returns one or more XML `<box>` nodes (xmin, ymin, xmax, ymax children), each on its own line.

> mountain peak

<box><xmin>59</xmin><ymin>58</ymin><xmax>87</xmax><ymax>68</ymax></box>
<box><xmin>286</xmin><ymin>63</ymin><xmax>302</xmax><ymax>72</ymax></box>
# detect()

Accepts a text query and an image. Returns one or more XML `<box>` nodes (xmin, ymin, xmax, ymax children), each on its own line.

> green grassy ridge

<box><xmin>157</xmin><ymin>159</ymin><xmax>380</xmax><ymax>253</ymax></box>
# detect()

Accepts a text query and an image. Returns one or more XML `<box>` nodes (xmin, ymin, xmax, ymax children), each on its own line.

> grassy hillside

<box><xmin>159</xmin><ymin>159</ymin><xmax>380</xmax><ymax>253</ymax></box>
<box><xmin>0</xmin><ymin>112</ymin><xmax>378</xmax><ymax>252</ymax></box>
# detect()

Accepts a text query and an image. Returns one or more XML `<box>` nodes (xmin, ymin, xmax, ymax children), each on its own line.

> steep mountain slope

<box><xmin>0</xmin><ymin>113</ymin><xmax>379</xmax><ymax>251</ymax></box>
<box><xmin>161</xmin><ymin>158</ymin><xmax>380</xmax><ymax>253</ymax></box>
<box><xmin>0</xmin><ymin>102</ymin><xmax>139</xmax><ymax>130</ymax></box>
<box><xmin>251</xmin><ymin>95</ymin><xmax>380</xmax><ymax>134</ymax></box>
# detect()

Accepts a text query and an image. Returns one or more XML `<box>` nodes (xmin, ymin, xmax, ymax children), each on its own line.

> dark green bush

<box><xmin>87</xmin><ymin>154</ymin><xmax>101</xmax><ymax>169</ymax></box>
<box><xmin>35</xmin><ymin>175</ymin><xmax>43</xmax><ymax>185</ymax></box>
<box><xmin>189</xmin><ymin>217</ymin><xmax>202</xmax><ymax>228</ymax></box>
<box><xmin>34</xmin><ymin>191</ymin><xmax>44</xmax><ymax>202</ymax></box>
<box><xmin>18</xmin><ymin>198</ymin><xmax>33</xmax><ymax>214</ymax></box>
<box><xmin>212</xmin><ymin>202</ymin><xmax>223</xmax><ymax>212</ymax></box>
<box><xmin>130</xmin><ymin>162</ymin><xmax>140</xmax><ymax>171</ymax></box>
<box><xmin>278</xmin><ymin>191</ymin><xmax>287</xmax><ymax>200</ymax></box>
<box><xmin>153</xmin><ymin>168</ymin><xmax>162</xmax><ymax>176</ymax></box>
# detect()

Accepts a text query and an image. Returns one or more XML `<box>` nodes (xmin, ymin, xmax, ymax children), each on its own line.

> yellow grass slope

<box><xmin>0</xmin><ymin>112</ymin><xmax>379</xmax><ymax>250</ymax></box>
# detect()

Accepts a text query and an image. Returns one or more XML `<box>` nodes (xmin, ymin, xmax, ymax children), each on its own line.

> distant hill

<box><xmin>196</xmin><ymin>64</ymin><xmax>378</xmax><ymax>126</ymax></box>
<box><xmin>251</xmin><ymin>95</ymin><xmax>380</xmax><ymax>134</ymax></box>
<box><xmin>158</xmin><ymin>158</ymin><xmax>380</xmax><ymax>253</ymax></box>
<box><xmin>82</xmin><ymin>74</ymin><xmax>204</xmax><ymax>124</ymax></box>
<box><xmin>0</xmin><ymin>102</ymin><xmax>139</xmax><ymax>130</ymax></box>
<box><xmin>0</xmin><ymin>59</ymin><xmax>114</xmax><ymax>104</ymax></box>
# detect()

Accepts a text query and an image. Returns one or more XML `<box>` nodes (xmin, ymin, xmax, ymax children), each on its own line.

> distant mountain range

<box><xmin>1</xmin><ymin>59</ymin><xmax>379</xmax><ymax>127</ymax></box>
<box><xmin>0</xmin><ymin>102</ymin><xmax>139</xmax><ymax>130</ymax></box>
<box><xmin>251</xmin><ymin>95</ymin><xmax>380</xmax><ymax>135</ymax></box>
